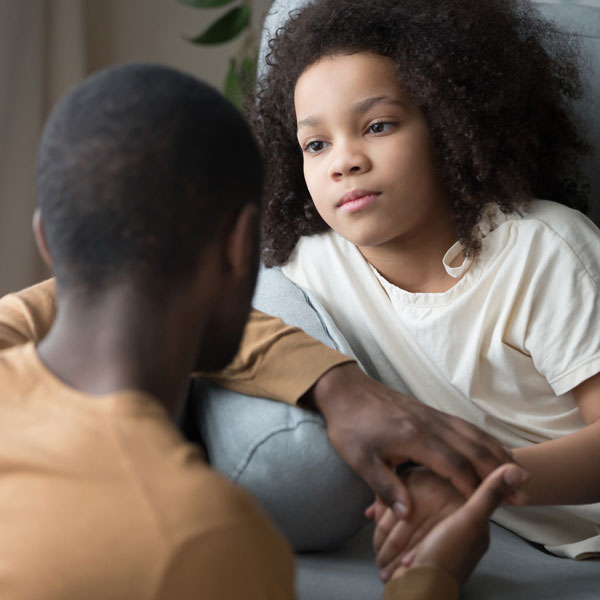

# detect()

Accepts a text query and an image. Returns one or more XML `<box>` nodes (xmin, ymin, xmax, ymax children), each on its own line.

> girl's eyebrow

<box><xmin>297</xmin><ymin>115</ymin><xmax>321</xmax><ymax>130</ymax></box>
<box><xmin>297</xmin><ymin>96</ymin><xmax>406</xmax><ymax>131</ymax></box>
<box><xmin>352</xmin><ymin>95</ymin><xmax>407</xmax><ymax>114</ymax></box>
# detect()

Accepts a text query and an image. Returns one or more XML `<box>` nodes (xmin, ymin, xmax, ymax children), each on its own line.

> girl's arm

<box><xmin>513</xmin><ymin>371</ymin><xmax>600</xmax><ymax>505</ymax></box>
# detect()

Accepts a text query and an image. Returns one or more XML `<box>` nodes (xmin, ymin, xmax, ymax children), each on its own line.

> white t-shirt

<box><xmin>282</xmin><ymin>200</ymin><xmax>600</xmax><ymax>558</ymax></box>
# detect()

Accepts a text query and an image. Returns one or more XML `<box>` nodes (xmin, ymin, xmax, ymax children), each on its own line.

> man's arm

<box><xmin>0</xmin><ymin>278</ymin><xmax>352</xmax><ymax>402</ymax></box>
<box><xmin>0</xmin><ymin>279</ymin><xmax>56</xmax><ymax>349</ymax></box>
<box><xmin>202</xmin><ymin>308</ymin><xmax>353</xmax><ymax>404</ymax></box>
<box><xmin>0</xmin><ymin>278</ymin><xmax>513</xmax><ymax>516</ymax></box>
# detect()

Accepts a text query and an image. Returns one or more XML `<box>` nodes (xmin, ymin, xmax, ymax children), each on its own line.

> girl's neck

<box><xmin>358</xmin><ymin>215</ymin><xmax>460</xmax><ymax>293</ymax></box>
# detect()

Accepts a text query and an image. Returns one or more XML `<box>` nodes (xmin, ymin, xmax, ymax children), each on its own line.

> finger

<box><xmin>365</xmin><ymin>497</ymin><xmax>387</xmax><ymax>521</ymax></box>
<box><xmin>448</xmin><ymin>415</ymin><xmax>513</xmax><ymax>460</ymax></box>
<box><xmin>373</xmin><ymin>507</ymin><xmax>399</xmax><ymax>553</ymax></box>
<box><xmin>408</xmin><ymin>434</ymin><xmax>481</xmax><ymax>498</ymax></box>
<box><xmin>361</xmin><ymin>458</ymin><xmax>412</xmax><ymax>519</ymax></box>
<box><xmin>376</xmin><ymin>518</ymin><xmax>416</xmax><ymax>567</ymax></box>
<box><xmin>440</xmin><ymin>428</ymin><xmax>511</xmax><ymax>488</ymax></box>
<box><xmin>402</xmin><ymin>547</ymin><xmax>417</xmax><ymax>567</ymax></box>
<box><xmin>445</xmin><ymin>416</ymin><xmax>514</xmax><ymax>468</ymax></box>
<box><xmin>364</xmin><ymin>502</ymin><xmax>376</xmax><ymax>520</ymax></box>
<box><xmin>379</xmin><ymin>551</ymin><xmax>411</xmax><ymax>583</ymax></box>
<box><xmin>374</xmin><ymin>499</ymin><xmax>389</xmax><ymax>524</ymax></box>
<box><xmin>380</xmin><ymin>545</ymin><xmax>418</xmax><ymax>583</ymax></box>
<box><xmin>459</xmin><ymin>463</ymin><xmax>529</xmax><ymax>525</ymax></box>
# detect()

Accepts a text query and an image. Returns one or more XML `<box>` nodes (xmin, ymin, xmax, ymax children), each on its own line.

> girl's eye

<box><xmin>368</xmin><ymin>121</ymin><xmax>395</xmax><ymax>134</ymax></box>
<box><xmin>303</xmin><ymin>140</ymin><xmax>328</xmax><ymax>154</ymax></box>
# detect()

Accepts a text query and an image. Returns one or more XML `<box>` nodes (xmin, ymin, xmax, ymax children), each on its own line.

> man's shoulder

<box><xmin>0</xmin><ymin>343</ymin><xmax>39</xmax><ymax>394</ymax></box>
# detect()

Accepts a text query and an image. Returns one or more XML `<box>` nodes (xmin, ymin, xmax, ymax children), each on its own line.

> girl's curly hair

<box><xmin>248</xmin><ymin>0</ymin><xmax>591</xmax><ymax>266</ymax></box>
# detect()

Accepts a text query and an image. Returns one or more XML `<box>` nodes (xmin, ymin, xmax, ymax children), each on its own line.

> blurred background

<box><xmin>0</xmin><ymin>0</ymin><xmax>273</xmax><ymax>295</ymax></box>
<box><xmin>0</xmin><ymin>0</ymin><xmax>598</xmax><ymax>296</ymax></box>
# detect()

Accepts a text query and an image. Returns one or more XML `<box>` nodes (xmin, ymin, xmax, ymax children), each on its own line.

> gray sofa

<box><xmin>193</xmin><ymin>1</ymin><xmax>600</xmax><ymax>598</ymax></box>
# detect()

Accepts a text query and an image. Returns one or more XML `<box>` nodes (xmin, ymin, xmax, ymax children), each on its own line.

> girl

<box><xmin>249</xmin><ymin>0</ymin><xmax>600</xmax><ymax>560</ymax></box>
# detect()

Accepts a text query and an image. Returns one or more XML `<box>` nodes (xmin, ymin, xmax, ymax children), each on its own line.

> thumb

<box><xmin>461</xmin><ymin>463</ymin><xmax>529</xmax><ymax>524</ymax></box>
<box><xmin>364</xmin><ymin>460</ymin><xmax>412</xmax><ymax>519</ymax></box>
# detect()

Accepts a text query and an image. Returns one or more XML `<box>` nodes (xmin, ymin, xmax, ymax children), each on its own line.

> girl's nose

<box><xmin>328</xmin><ymin>143</ymin><xmax>371</xmax><ymax>179</ymax></box>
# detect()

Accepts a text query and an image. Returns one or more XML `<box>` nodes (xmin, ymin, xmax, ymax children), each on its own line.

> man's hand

<box><xmin>389</xmin><ymin>463</ymin><xmax>529</xmax><ymax>586</ymax></box>
<box><xmin>308</xmin><ymin>363</ymin><xmax>514</xmax><ymax>517</ymax></box>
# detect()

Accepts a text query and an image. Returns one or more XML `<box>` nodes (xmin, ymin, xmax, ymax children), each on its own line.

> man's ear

<box><xmin>32</xmin><ymin>209</ymin><xmax>53</xmax><ymax>268</ymax></box>
<box><xmin>225</xmin><ymin>203</ymin><xmax>260</xmax><ymax>278</ymax></box>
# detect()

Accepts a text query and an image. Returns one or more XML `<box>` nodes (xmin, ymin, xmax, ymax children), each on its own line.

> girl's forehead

<box><xmin>297</xmin><ymin>52</ymin><xmax>397</xmax><ymax>89</ymax></box>
<box><xmin>294</xmin><ymin>52</ymin><xmax>411</xmax><ymax>120</ymax></box>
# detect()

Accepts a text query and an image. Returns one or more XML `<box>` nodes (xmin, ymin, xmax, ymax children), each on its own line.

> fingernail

<box><xmin>504</xmin><ymin>467</ymin><xmax>529</xmax><ymax>487</ymax></box>
<box><xmin>392</xmin><ymin>501</ymin><xmax>407</xmax><ymax>519</ymax></box>
<box><xmin>379</xmin><ymin>569</ymin><xmax>389</xmax><ymax>582</ymax></box>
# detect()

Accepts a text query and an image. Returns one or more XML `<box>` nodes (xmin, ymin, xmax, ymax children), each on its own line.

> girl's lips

<box><xmin>338</xmin><ymin>190</ymin><xmax>381</xmax><ymax>213</ymax></box>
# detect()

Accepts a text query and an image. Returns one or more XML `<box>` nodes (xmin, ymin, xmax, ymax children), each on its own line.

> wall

<box><xmin>84</xmin><ymin>0</ymin><xmax>274</xmax><ymax>90</ymax></box>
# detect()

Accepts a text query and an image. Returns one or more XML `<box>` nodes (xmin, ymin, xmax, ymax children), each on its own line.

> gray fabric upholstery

<box><xmin>296</xmin><ymin>522</ymin><xmax>600</xmax><ymax>599</ymax></box>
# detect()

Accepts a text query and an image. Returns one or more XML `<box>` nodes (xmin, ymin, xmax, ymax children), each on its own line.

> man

<box><xmin>0</xmin><ymin>63</ymin><xmax>293</xmax><ymax>598</ymax></box>
<box><xmin>0</xmin><ymin>63</ymin><xmax>524</xmax><ymax>598</ymax></box>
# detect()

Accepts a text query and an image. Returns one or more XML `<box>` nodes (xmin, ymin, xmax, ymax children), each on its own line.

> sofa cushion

<box><xmin>195</xmin><ymin>266</ymin><xmax>373</xmax><ymax>552</ymax></box>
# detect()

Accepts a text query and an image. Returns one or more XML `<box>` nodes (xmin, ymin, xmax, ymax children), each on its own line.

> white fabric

<box><xmin>282</xmin><ymin>199</ymin><xmax>600</xmax><ymax>558</ymax></box>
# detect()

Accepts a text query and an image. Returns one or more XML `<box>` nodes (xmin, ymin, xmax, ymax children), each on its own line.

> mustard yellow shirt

<box><xmin>0</xmin><ymin>342</ymin><xmax>295</xmax><ymax>599</ymax></box>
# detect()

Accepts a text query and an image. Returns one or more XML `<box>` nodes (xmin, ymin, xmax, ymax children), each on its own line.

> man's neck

<box><xmin>36</xmin><ymin>286</ymin><xmax>205</xmax><ymax>418</ymax></box>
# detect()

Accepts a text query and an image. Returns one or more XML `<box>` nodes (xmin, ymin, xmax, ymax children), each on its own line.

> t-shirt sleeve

<box><xmin>383</xmin><ymin>567</ymin><xmax>459</xmax><ymax>600</ymax></box>
<box><xmin>521</xmin><ymin>213</ymin><xmax>600</xmax><ymax>395</ymax></box>
<box><xmin>156</xmin><ymin>519</ymin><xmax>296</xmax><ymax>600</ymax></box>
<box><xmin>200</xmin><ymin>308</ymin><xmax>355</xmax><ymax>404</ymax></box>
<box><xmin>0</xmin><ymin>278</ymin><xmax>56</xmax><ymax>350</ymax></box>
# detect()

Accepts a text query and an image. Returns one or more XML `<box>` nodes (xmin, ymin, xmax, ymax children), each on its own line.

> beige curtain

<box><xmin>0</xmin><ymin>0</ymin><xmax>86</xmax><ymax>296</ymax></box>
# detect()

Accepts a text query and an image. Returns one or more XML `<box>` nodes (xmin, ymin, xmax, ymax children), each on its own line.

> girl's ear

<box><xmin>225</xmin><ymin>202</ymin><xmax>261</xmax><ymax>278</ymax></box>
<box><xmin>32</xmin><ymin>209</ymin><xmax>53</xmax><ymax>268</ymax></box>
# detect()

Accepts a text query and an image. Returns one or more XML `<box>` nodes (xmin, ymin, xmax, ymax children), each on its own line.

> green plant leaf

<box><xmin>186</xmin><ymin>5</ymin><xmax>250</xmax><ymax>45</ymax></box>
<box><xmin>240</xmin><ymin>55</ymin><xmax>257</xmax><ymax>83</ymax></box>
<box><xmin>224</xmin><ymin>58</ymin><xmax>243</xmax><ymax>107</ymax></box>
<box><xmin>178</xmin><ymin>0</ymin><xmax>237</xmax><ymax>8</ymax></box>
<box><xmin>224</xmin><ymin>56</ymin><xmax>256</xmax><ymax>108</ymax></box>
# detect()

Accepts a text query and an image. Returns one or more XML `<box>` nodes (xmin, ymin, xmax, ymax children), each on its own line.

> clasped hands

<box><xmin>366</xmin><ymin>464</ymin><xmax>529</xmax><ymax>585</ymax></box>
<box><xmin>308</xmin><ymin>362</ymin><xmax>529</xmax><ymax>584</ymax></box>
